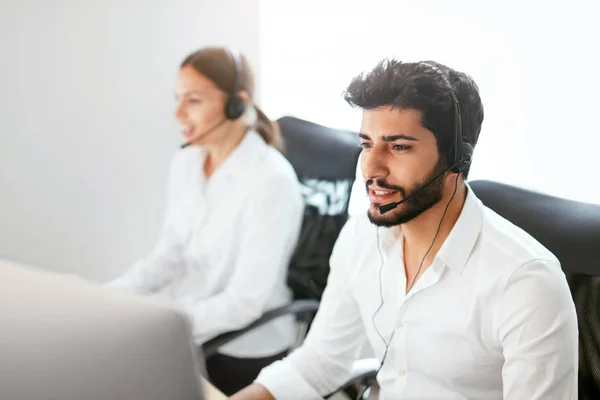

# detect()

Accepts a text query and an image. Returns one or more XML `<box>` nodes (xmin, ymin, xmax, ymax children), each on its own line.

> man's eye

<box><xmin>360</xmin><ymin>142</ymin><xmax>373</xmax><ymax>149</ymax></box>
<box><xmin>393</xmin><ymin>144</ymin><xmax>411</xmax><ymax>151</ymax></box>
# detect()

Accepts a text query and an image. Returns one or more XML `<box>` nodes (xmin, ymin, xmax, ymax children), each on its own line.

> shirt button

<box><xmin>399</xmin><ymin>369</ymin><xmax>406</xmax><ymax>376</ymax></box>
<box><xmin>397</xmin><ymin>320</ymin><xmax>404</xmax><ymax>328</ymax></box>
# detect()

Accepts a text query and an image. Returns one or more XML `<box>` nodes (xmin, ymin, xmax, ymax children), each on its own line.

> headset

<box><xmin>180</xmin><ymin>48</ymin><xmax>246</xmax><ymax>149</ymax></box>
<box><xmin>377</xmin><ymin>62</ymin><xmax>473</xmax><ymax>214</ymax></box>
<box><xmin>224</xmin><ymin>48</ymin><xmax>246</xmax><ymax>120</ymax></box>
<box><xmin>427</xmin><ymin>62</ymin><xmax>474</xmax><ymax>174</ymax></box>
<box><xmin>357</xmin><ymin>62</ymin><xmax>472</xmax><ymax>400</ymax></box>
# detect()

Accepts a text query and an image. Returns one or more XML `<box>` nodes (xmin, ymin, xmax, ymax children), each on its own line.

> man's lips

<box><xmin>368</xmin><ymin>187</ymin><xmax>400</xmax><ymax>203</ymax></box>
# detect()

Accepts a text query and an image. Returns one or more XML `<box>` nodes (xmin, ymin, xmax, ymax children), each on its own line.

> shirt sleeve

<box><xmin>106</xmin><ymin>156</ymin><xmax>184</xmax><ymax>294</ymax></box>
<box><xmin>175</xmin><ymin>173</ymin><xmax>304</xmax><ymax>344</ymax></box>
<box><xmin>498</xmin><ymin>259</ymin><xmax>579</xmax><ymax>399</ymax></box>
<box><xmin>255</xmin><ymin>216</ymin><xmax>367</xmax><ymax>400</ymax></box>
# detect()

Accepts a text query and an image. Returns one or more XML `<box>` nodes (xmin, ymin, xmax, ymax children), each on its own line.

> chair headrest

<box><xmin>278</xmin><ymin>116</ymin><xmax>360</xmax><ymax>181</ymax></box>
<box><xmin>470</xmin><ymin>180</ymin><xmax>600</xmax><ymax>276</ymax></box>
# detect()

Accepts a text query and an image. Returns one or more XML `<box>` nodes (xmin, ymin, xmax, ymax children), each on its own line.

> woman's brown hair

<box><xmin>180</xmin><ymin>47</ymin><xmax>282</xmax><ymax>150</ymax></box>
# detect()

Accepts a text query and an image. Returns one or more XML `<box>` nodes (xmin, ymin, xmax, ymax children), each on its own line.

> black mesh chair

<box><xmin>470</xmin><ymin>179</ymin><xmax>600</xmax><ymax>399</ymax></box>
<box><xmin>202</xmin><ymin>116</ymin><xmax>363</xmax><ymax>395</ymax></box>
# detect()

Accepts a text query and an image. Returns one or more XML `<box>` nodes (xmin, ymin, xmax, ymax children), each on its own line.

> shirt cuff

<box><xmin>255</xmin><ymin>359</ymin><xmax>323</xmax><ymax>400</ymax></box>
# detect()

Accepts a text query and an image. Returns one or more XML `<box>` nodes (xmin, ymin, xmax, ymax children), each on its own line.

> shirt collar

<box><xmin>184</xmin><ymin>129</ymin><xmax>267</xmax><ymax>185</ymax></box>
<box><xmin>376</xmin><ymin>184</ymin><xmax>483</xmax><ymax>273</ymax></box>
<box><xmin>212</xmin><ymin>130</ymin><xmax>267</xmax><ymax>181</ymax></box>
<box><xmin>436</xmin><ymin>184</ymin><xmax>483</xmax><ymax>273</ymax></box>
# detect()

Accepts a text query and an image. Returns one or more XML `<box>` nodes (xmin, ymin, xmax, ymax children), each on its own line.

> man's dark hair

<box><xmin>344</xmin><ymin>59</ymin><xmax>484</xmax><ymax>178</ymax></box>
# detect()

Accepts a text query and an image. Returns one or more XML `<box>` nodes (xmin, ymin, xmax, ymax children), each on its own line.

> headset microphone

<box><xmin>377</xmin><ymin>158</ymin><xmax>466</xmax><ymax>215</ymax></box>
<box><xmin>179</xmin><ymin>117</ymin><xmax>228</xmax><ymax>149</ymax></box>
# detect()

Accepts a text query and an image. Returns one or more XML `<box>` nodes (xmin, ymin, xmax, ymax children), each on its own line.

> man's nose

<box><xmin>361</xmin><ymin>148</ymin><xmax>390</xmax><ymax>182</ymax></box>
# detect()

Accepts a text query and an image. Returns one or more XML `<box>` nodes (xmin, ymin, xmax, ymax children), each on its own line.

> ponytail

<box><xmin>254</xmin><ymin>106</ymin><xmax>283</xmax><ymax>151</ymax></box>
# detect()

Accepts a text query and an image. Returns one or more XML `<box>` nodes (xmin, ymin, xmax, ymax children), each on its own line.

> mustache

<box><xmin>365</xmin><ymin>179</ymin><xmax>406</xmax><ymax>196</ymax></box>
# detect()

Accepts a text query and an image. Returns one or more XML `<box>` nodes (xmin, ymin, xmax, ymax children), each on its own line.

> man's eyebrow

<box><xmin>359</xmin><ymin>133</ymin><xmax>419</xmax><ymax>141</ymax></box>
<box><xmin>382</xmin><ymin>134</ymin><xmax>419</xmax><ymax>142</ymax></box>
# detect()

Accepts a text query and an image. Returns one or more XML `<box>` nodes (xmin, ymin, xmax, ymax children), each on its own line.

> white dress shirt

<box><xmin>256</xmin><ymin>186</ymin><xmax>578</xmax><ymax>399</ymax></box>
<box><xmin>109</xmin><ymin>130</ymin><xmax>304</xmax><ymax>358</ymax></box>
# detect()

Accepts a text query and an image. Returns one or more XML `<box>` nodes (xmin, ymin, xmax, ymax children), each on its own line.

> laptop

<box><xmin>0</xmin><ymin>260</ymin><xmax>205</xmax><ymax>400</ymax></box>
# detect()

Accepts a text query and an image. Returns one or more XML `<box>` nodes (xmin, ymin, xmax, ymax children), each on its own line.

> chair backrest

<box><xmin>470</xmin><ymin>180</ymin><xmax>600</xmax><ymax>399</ymax></box>
<box><xmin>278</xmin><ymin>116</ymin><xmax>361</xmax><ymax>300</ymax></box>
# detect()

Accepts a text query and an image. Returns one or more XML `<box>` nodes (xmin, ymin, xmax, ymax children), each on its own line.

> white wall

<box><xmin>259</xmin><ymin>0</ymin><xmax>600</xmax><ymax>209</ymax></box>
<box><xmin>0</xmin><ymin>0</ymin><xmax>260</xmax><ymax>280</ymax></box>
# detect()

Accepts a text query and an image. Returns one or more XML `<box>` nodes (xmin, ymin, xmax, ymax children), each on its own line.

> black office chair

<box><xmin>203</xmin><ymin>116</ymin><xmax>364</xmax><ymax>395</ymax></box>
<box><xmin>470</xmin><ymin>179</ymin><xmax>600</xmax><ymax>399</ymax></box>
<box><xmin>280</xmin><ymin>116</ymin><xmax>361</xmax><ymax>303</ymax></box>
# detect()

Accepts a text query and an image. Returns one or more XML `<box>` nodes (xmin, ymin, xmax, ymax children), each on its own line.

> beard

<box><xmin>366</xmin><ymin>164</ymin><xmax>445</xmax><ymax>228</ymax></box>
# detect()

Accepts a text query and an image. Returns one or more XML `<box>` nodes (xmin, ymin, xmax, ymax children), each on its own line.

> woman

<box><xmin>109</xmin><ymin>47</ymin><xmax>304</xmax><ymax>395</ymax></box>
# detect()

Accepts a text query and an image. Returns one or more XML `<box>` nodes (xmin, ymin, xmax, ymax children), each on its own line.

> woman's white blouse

<box><xmin>109</xmin><ymin>131</ymin><xmax>304</xmax><ymax>358</ymax></box>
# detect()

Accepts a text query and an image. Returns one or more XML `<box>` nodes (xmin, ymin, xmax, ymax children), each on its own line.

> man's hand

<box><xmin>229</xmin><ymin>383</ymin><xmax>275</xmax><ymax>400</ymax></box>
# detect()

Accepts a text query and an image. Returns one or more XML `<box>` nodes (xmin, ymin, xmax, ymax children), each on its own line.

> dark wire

<box><xmin>371</xmin><ymin>228</ymin><xmax>394</xmax><ymax>349</ymax></box>
<box><xmin>356</xmin><ymin>228</ymin><xmax>394</xmax><ymax>400</ymax></box>
<box><xmin>355</xmin><ymin>174</ymin><xmax>460</xmax><ymax>400</ymax></box>
<box><xmin>405</xmin><ymin>173</ymin><xmax>460</xmax><ymax>293</ymax></box>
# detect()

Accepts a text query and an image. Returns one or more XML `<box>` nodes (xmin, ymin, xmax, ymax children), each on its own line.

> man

<box><xmin>232</xmin><ymin>60</ymin><xmax>578</xmax><ymax>399</ymax></box>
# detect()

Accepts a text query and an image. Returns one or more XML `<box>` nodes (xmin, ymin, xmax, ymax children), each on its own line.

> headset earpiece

<box><xmin>225</xmin><ymin>95</ymin><xmax>245</xmax><ymax>120</ymax></box>
<box><xmin>451</xmin><ymin>142</ymin><xmax>473</xmax><ymax>173</ymax></box>
<box><xmin>225</xmin><ymin>49</ymin><xmax>246</xmax><ymax>120</ymax></box>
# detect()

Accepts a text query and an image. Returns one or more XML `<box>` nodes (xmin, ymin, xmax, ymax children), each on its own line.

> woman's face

<box><xmin>174</xmin><ymin>65</ymin><xmax>228</xmax><ymax>145</ymax></box>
